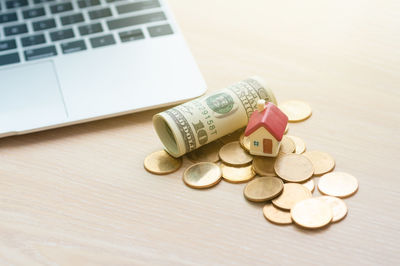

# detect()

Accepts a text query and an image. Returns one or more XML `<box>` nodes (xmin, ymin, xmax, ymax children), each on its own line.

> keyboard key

<box><xmin>78</xmin><ymin>23</ymin><xmax>103</xmax><ymax>36</ymax></box>
<box><xmin>78</xmin><ymin>0</ymin><xmax>101</xmax><ymax>8</ymax></box>
<box><xmin>61</xmin><ymin>40</ymin><xmax>87</xmax><ymax>54</ymax></box>
<box><xmin>24</xmin><ymin>45</ymin><xmax>57</xmax><ymax>61</ymax></box>
<box><xmin>0</xmin><ymin>53</ymin><xmax>20</xmax><ymax>67</ymax></box>
<box><xmin>148</xmin><ymin>24</ymin><xmax>173</xmax><ymax>37</ymax></box>
<box><xmin>119</xmin><ymin>29</ymin><xmax>144</xmax><ymax>42</ymax></box>
<box><xmin>21</xmin><ymin>34</ymin><xmax>46</xmax><ymax>47</ymax></box>
<box><xmin>33</xmin><ymin>18</ymin><xmax>56</xmax><ymax>31</ymax></box>
<box><xmin>6</xmin><ymin>0</ymin><xmax>28</xmax><ymax>9</ymax></box>
<box><xmin>50</xmin><ymin>3</ymin><xmax>73</xmax><ymax>14</ymax></box>
<box><xmin>61</xmin><ymin>13</ymin><xmax>84</xmax><ymax>25</ymax></box>
<box><xmin>34</xmin><ymin>0</ymin><xmax>55</xmax><ymax>3</ymax></box>
<box><xmin>0</xmin><ymin>39</ymin><xmax>17</xmax><ymax>51</ymax></box>
<box><xmin>0</xmin><ymin>12</ymin><xmax>18</xmax><ymax>24</ymax></box>
<box><xmin>89</xmin><ymin>8</ymin><xmax>112</xmax><ymax>20</ymax></box>
<box><xmin>4</xmin><ymin>24</ymin><xmax>28</xmax><ymax>36</ymax></box>
<box><xmin>117</xmin><ymin>0</ymin><xmax>160</xmax><ymax>15</ymax></box>
<box><xmin>23</xmin><ymin>7</ymin><xmax>46</xmax><ymax>19</ymax></box>
<box><xmin>90</xmin><ymin>34</ymin><xmax>115</xmax><ymax>48</ymax></box>
<box><xmin>107</xmin><ymin>12</ymin><xmax>166</xmax><ymax>30</ymax></box>
<box><xmin>50</xmin><ymin>29</ymin><xmax>74</xmax><ymax>42</ymax></box>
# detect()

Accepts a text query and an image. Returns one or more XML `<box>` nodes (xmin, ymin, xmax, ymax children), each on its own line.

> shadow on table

<box><xmin>0</xmin><ymin>106</ymin><xmax>169</xmax><ymax>148</ymax></box>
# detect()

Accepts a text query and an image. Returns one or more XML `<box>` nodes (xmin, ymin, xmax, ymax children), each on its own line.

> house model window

<box><xmin>244</xmin><ymin>100</ymin><xmax>288</xmax><ymax>157</ymax></box>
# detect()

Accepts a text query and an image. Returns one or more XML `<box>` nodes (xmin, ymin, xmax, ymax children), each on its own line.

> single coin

<box><xmin>144</xmin><ymin>150</ymin><xmax>182</xmax><ymax>175</ymax></box>
<box><xmin>291</xmin><ymin>198</ymin><xmax>333</xmax><ymax>229</ymax></box>
<box><xmin>318</xmin><ymin>172</ymin><xmax>358</xmax><ymax>198</ymax></box>
<box><xmin>274</xmin><ymin>154</ymin><xmax>314</xmax><ymax>182</ymax></box>
<box><xmin>221</xmin><ymin>163</ymin><xmax>255</xmax><ymax>183</ymax></box>
<box><xmin>183</xmin><ymin>162</ymin><xmax>222</xmax><ymax>189</ymax></box>
<box><xmin>239</xmin><ymin>133</ymin><xmax>251</xmax><ymax>152</ymax></box>
<box><xmin>186</xmin><ymin>140</ymin><xmax>223</xmax><ymax>163</ymax></box>
<box><xmin>244</xmin><ymin>176</ymin><xmax>284</xmax><ymax>202</ymax></box>
<box><xmin>279</xmin><ymin>136</ymin><xmax>296</xmax><ymax>154</ymax></box>
<box><xmin>220</xmin><ymin>128</ymin><xmax>245</xmax><ymax>144</ymax></box>
<box><xmin>272</xmin><ymin>183</ymin><xmax>312</xmax><ymax>210</ymax></box>
<box><xmin>303</xmin><ymin>151</ymin><xmax>335</xmax><ymax>175</ymax></box>
<box><xmin>301</xmin><ymin>179</ymin><xmax>315</xmax><ymax>193</ymax></box>
<box><xmin>287</xmin><ymin>135</ymin><xmax>306</xmax><ymax>154</ymax></box>
<box><xmin>252</xmin><ymin>156</ymin><xmax>277</xmax><ymax>177</ymax></box>
<box><xmin>317</xmin><ymin>196</ymin><xmax>348</xmax><ymax>222</ymax></box>
<box><xmin>263</xmin><ymin>204</ymin><xmax>292</xmax><ymax>225</ymax></box>
<box><xmin>279</xmin><ymin>100</ymin><xmax>312</xmax><ymax>122</ymax></box>
<box><xmin>219</xmin><ymin>141</ymin><xmax>253</xmax><ymax>166</ymax></box>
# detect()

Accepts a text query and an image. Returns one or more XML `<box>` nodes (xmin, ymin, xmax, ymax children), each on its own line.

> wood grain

<box><xmin>1</xmin><ymin>0</ymin><xmax>399</xmax><ymax>264</ymax></box>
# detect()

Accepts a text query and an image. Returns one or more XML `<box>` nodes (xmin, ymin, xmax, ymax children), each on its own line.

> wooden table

<box><xmin>1</xmin><ymin>0</ymin><xmax>399</xmax><ymax>264</ymax></box>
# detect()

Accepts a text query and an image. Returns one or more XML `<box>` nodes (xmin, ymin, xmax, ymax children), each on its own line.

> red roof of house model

<box><xmin>244</xmin><ymin>102</ymin><xmax>288</xmax><ymax>141</ymax></box>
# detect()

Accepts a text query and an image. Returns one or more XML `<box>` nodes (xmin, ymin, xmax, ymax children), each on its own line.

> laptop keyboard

<box><xmin>0</xmin><ymin>0</ymin><xmax>174</xmax><ymax>67</ymax></box>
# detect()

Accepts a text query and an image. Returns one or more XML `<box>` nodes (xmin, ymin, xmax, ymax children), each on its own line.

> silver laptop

<box><xmin>0</xmin><ymin>0</ymin><xmax>206</xmax><ymax>138</ymax></box>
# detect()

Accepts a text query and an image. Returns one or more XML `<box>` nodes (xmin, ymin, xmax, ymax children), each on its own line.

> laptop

<box><xmin>0</xmin><ymin>0</ymin><xmax>206</xmax><ymax>138</ymax></box>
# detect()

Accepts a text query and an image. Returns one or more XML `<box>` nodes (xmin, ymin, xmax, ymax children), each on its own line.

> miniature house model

<box><xmin>244</xmin><ymin>100</ymin><xmax>288</xmax><ymax>157</ymax></box>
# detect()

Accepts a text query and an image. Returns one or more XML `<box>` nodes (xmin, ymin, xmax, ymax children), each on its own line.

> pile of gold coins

<box><xmin>144</xmin><ymin>100</ymin><xmax>359</xmax><ymax>229</ymax></box>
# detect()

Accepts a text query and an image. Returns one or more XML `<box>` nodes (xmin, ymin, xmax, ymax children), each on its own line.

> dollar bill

<box><xmin>153</xmin><ymin>76</ymin><xmax>277</xmax><ymax>157</ymax></box>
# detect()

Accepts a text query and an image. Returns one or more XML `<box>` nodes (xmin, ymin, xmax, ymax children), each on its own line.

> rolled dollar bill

<box><xmin>153</xmin><ymin>77</ymin><xmax>277</xmax><ymax>157</ymax></box>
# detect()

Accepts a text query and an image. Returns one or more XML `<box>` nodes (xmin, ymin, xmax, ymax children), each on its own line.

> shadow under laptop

<box><xmin>0</xmin><ymin>105</ymin><xmax>171</xmax><ymax>148</ymax></box>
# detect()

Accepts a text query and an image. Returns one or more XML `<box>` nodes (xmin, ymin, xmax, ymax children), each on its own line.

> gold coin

<box><xmin>301</xmin><ymin>179</ymin><xmax>315</xmax><ymax>192</ymax></box>
<box><xmin>183</xmin><ymin>162</ymin><xmax>222</xmax><ymax>189</ymax></box>
<box><xmin>303</xmin><ymin>151</ymin><xmax>335</xmax><ymax>175</ymax></box>
<box><xmin>317</xmin><ymin>196</ymin><xmax>348</xmax><ymax>222</ymax></box>
<box><xmin>220</xmin><ymin>128</ymin><xmax>245</xmax><ymax>144</ymax></box>
<box><xmin>239</xmin><ymin>133</ymin><xmax>250</xmax><ymax>152</ymax></box>
<box><xmin>318</xmin><ymin>172</ymin><xmax>358</xmax><ymax>198</ymax></box>
<box><xmin>287</xmin><ymin>135</ymin><xmax>306</xmax><ymax>154</ymax></box>
<box><xmin>291</xmin><ymin>198</ymin><xmax>333</xmax><ymax>229</ymax></box>
<box><xmin>186</xmin><ymin>140</ymin><xmax>223</xmax><ymax>163</ymax></box>
<box><xmin>279</xmin><ymin>100</ymin><xmax>312</xmax><ymax>122</ymax></box>
<box><xmin>272</xmin><ymin>183</ymin><xmax>312</xmax><ymax>210</ymax></box>
<box><xmin>274</xmin><ymin>154</ymin><xmax>314</xmax><ymax>182</ymax></box>
<box><xmin>279</xmin><ymin>136</ymin><xmax>296</xmax><ymax>154</ymax></box>
<box><xmin>221</xmin><ymin>163</ymin><xmax>255</xmax><ymax>183</ymax></box>
<box><xmin>244</xmin><ymin>176</ymin><xmax>283</xmax><ymax>202</ymax></box>
<box><xmin>252</xmin><ymin>155</ymin><xmax>277</xmax><ymax>177</ymax></box>
<box><xmin>144</xmin><ymin>150</ymin><xmax>182</xmax><ymax>175</ymax></box>
<box><xmin>219</xmin><ymin>141</ymin><xmax>253</xmax><ymax>166</ymax></box>
<box><xmin>263</xmin><ymin>204</ymin><xmax>292</xmax><ymax>225</ymax></box>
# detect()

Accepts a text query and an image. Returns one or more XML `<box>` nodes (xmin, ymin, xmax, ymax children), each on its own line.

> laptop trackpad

<box><xmin>0</xmin><ymin>61</ymin><xmax>67</xmax><ymax>133</ymax></box>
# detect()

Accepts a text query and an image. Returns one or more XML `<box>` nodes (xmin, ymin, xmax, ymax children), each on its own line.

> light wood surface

<box><xmin>1</xmin><ymin>0</ymin><xmax>400</xmax><ymax>264</ymax></box>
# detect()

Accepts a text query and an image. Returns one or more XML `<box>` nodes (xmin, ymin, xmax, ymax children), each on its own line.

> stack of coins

<box><xmin>144</xmin><ymin>100</ymin><xmax>359</xmax><ymax>230</ymax></box>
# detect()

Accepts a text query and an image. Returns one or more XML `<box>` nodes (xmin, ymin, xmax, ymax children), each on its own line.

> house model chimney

<box><xmin>257</xmin><ymin>99</ymin><xmax>266</xmax><ymax>112</ymax></box>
